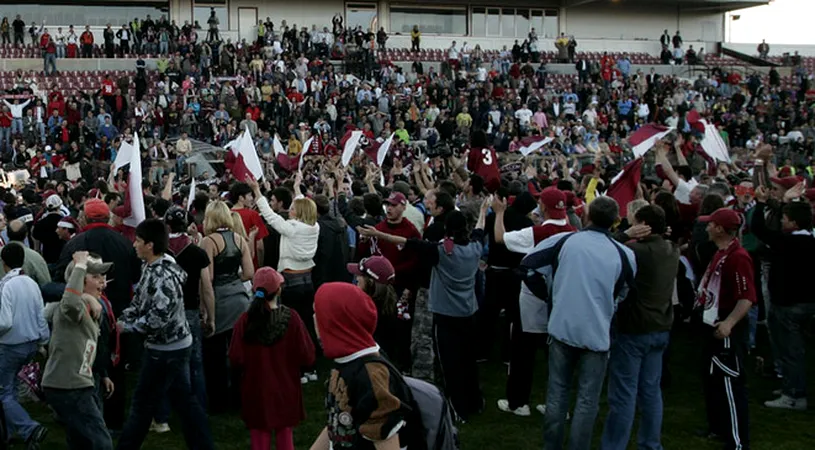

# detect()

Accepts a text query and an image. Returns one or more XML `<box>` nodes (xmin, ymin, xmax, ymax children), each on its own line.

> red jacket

<box><xmin>80</xmin><ymin>31</ymin><xmax>94</xmax><ymax>45</ymax></box>
<box><xmin>228</xmin><ymin>309</ymin><xmax>315</xmax><ymax>430</ymax></box>
<box><xmin>357</xmin><ymin>219</ymin><xmax>421</xmax><ymax>290</ymax></box>
<box><xmin>0</xmin><ymin>112</ymin><xmax>11</xmax><ymax>128</ymax></box>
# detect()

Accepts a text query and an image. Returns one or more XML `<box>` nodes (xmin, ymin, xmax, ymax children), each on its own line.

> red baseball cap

<box><xmin>383</xmin><ymin>192</ymin><xmax>407</xmax><ymax>206</ymax></box>
<box><xmin>253</xmin><ymin>267</ymin><xmax>285</xmax><ymax>296</ymax></box>
<box><xmin>84</xmin><ymin>198</ymin><xmax>110</xmax><ymax>220</ymax></box>
<box><xmin>347</xmin><ymin>256</ymin><xmax>395</xmax><ymax>284</ymax></box>
<box><xmin>538</xmin><ymin>187</ymin><xmax>567</xmax><ymax>220</ymax></box>
<box><xmin>698</xmin><ymin>208</ymin><xmax>741</xmax><ymax>232</ymax></box>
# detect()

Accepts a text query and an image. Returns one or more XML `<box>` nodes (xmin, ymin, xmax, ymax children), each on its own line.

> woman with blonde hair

<box><xmin>246</xmin><ymin>173</ymin><xmax>320</xmax><ymax>383</ymax></box>
<box><xmin>201</xmin><ymin>200</ymin><xmax>255</xmax><ymax>413</ymax></box>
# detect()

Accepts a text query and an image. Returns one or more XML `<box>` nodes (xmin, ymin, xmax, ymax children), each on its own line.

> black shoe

<box><xmin>26</xmin><ymin>425</ymin><xmax>48</xmax><ymax>450</ymax></box>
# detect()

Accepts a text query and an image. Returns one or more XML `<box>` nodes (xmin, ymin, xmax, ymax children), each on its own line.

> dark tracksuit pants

<box><xmin>506</xmin><ymin>327</ymin><xmax>547</xmax><ymax>410</ymax></box>
<box><xmin>433</xmin><ymin>313</ymin><xmax>483</xmax><ymax>421</ymax></box>
<box><xmin>702</xmin><ymin>326</ymin><xmax>750</xmax><ymax>450</ymax></box>
<box><xmin>282</xmin><ymin>272</ymin><xmax>319</xmax><ymax>370</ymax></box>
<box><xmin>477</xmin><ymin>268</ymin><xmax>522</xmax><ymax>361</ymax></box>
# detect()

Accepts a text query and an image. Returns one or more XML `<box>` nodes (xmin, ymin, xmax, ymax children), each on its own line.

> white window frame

<box><xmin>390</xmin><ymin>4</ymin><xmax>468</xmax><ymax>36</ymax></box>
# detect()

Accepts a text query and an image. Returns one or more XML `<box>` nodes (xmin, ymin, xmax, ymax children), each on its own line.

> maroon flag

<box><xmin>607</xmin><ymin>158</ymin><xmax>643</xmax><ymax>218</ymax></box>
<box><xmin>276</xmin><ymin>153</ymin><xmax>300</xmax><ymax>172</ymax></box>
<box><xmin>363</xmin><ymin>139</ymin><xmax>382</xmax><ymax>163</ymax></box>
<box><xmin>628</xmin><ymin>124</ymin><xmax>673</xmax><ymax>157</ymax></box>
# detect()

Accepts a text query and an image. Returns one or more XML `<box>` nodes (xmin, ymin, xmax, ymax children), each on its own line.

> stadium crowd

<box><xmin>0</xmin><ymin>9</ymin><xmax>815</xmax><ymax>450</ymax></box>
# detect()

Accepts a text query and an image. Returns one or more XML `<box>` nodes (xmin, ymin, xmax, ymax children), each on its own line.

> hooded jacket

<box><xmin>118</xmin><ymin>254</ymin><xmax>191</xmax><ymax>349</ymax></box>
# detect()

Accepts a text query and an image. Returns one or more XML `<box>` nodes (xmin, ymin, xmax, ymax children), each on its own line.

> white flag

<box><xmin>124</xmin><ymin>133</ymin><xmax>146</xmax><ymax>228</ymax></box>
<box><xmin>273</xmin><ymin>134</ymin><xmax>285</xmax><ymax>156</ymax></box>
<box><xmin>113</xmin><ymin>139</ymin><xmax>134</xmax><ymax>172</ymax></box>
<box><xmin>341</xmin><ymin>130</ymin><xmax>364</xmax><ymax>167</ymax></box>
<box><xmin>237</xmin><ymin>126</ymin><xmax>264</xmax><ymax>180</ymax></box>
<box><xmin>299</xmin><ymin>136</ymin><xmax>314</xmax><ymax>171</ymax></box>
<box><xmin>377</xmin><ymin>133</ymin><xmax>395</xmax><ymax>166</ymax></box>
<box><xmin>186</xmin><ymin>181</ymin><xmax>196</xmax><ymax>211</ymax></box>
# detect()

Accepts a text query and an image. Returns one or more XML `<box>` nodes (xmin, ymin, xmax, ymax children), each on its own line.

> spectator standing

<box><xmin>672</xmin><ymin>30</ymin><xmax>683</xmax><ymax>49</ymax></box>
<box><xmin>41</xmin><ymin>250</ymin><xmax>112</xmax><ymax>449</ymax></box>
<box><xmin>527</xmin><ymin>197</ymin><xmax>636</xmax><ymax>450</ymax></box>
<box><xmin>311</xmin><ymin>195</ymin><xmax>350</xmax><ymax>289</ymax></box>
<box><xmin>492</xmin><ymin>189</ymin><xmax>576</xmax><ymax>416</ymax></box>
<box><xmin>695</xmin><ymin>208</ymin><xmax>755</xmax><ymax>449</ymax></box>
<box><xmin>410</xmin><ymin>25</ymin><xmax>420</xmax><ymax>52</ymax></box>
<box><xmin>310</xmin><ymin>282</ymin><xmax>416</xmax><ymax>450</ymax></box>
<box><xmin>376</xmin><ymin>27</ymin><xmax>387</xmax><ymax>51</ymax></box>
<box><xmin>116</xmin><ymin>25</ymin><xmax>131</xmax><ymax>56</ymax></box>
<box><xmin>752</xmin><ymin>187</ymin><xmax>815</xmax><ymax>410</ymax></box>
<box><xmin>80</xmin><ymin>25</ymin><xmax>94</xmax><ymax>58</ymax></box>
<box><xmin>207</xmin><ymin>8</ymin><xmax>220</xmax><ymax>42</ymax></box>
<box><xmin>103</xmin><ymin>24</ymin><xmax>115</xmax><ymax>58</ymax></box>
<box><xmin>55</xmin><ymin>198</ymin><xmax>141</xmax><ymax>431</ymax></box>
<box><xmin>151</xmin><ymin>207</ymin><xmax>214</xmax><ymax>433</ymax></box>
<box><xmin>228</xmin><ymin>267</ymin><xmax>315</xmax><ymax>450</ymax></box>
<box><xmin>1</xmin><ymin>220</ymin><xmax>51</xmax><ymax>286</ymax></box>
<box><xmin>362</xmin><ymin>203</ymin><xmax>490</xmax><ymax>421</ymax></box>
<box><xmin>12</xmin><ymin>14</ymin><xmax>24</xmax><ymax>45</ymax></box>
<box><xmin>116</xmin><ymin>219</ymin><xmax>214</xmax><ymax>450</ymax></box>
<box><xmin>600</xmin><ymin>205</ymin><xmax>679</xmax><ymax>450</ymax></box>
<box><xmin>1</xmin><ymin>17</ymin><xmax>9</xmax><ymax>45</ymax></box>
<box><xmin>758</xmin><ymin>39</ymin><xmax>770</xmax><ymax>59</ymax></box>
<box><xmin>230</xmin><ymin>182</ymin><xmax>268</xmax><ymax>269</ymax></box>
<box><xmin>0</xmin><ymin>243</ymin><xmax>50</xmax><ymax>448</ymax></box>
<box><xmin>249</xmin><ymin>175</ymin><xmax>320</xmax><ymax>382</ymax></box>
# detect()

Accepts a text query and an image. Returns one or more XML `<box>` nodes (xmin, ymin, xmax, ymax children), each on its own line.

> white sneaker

<box><xmin>306</xmin><ymin>372</ymin><xmax>318</xmax><ymax>382</ymax></box>
<box><xmin>150</xmin><ymin>421</ymin><xmax>170</xmax><ymax>433</ymax></box>
<box><xmin>300</xmin><ymin>376</ymin><xmax>309</xmax><ymax>385</ymax></box>
<box><xmin>772</xmin><ymin>388</ymin><xmax>782</xmax><ymax>396</ymax></box>
<box><xmin>765</xmin><ymin>395</ymin><xmax>807</xmax><ymax>411</ymax></box>
<box><xmin>496</xmin><ymin>399</ymin><xmax>531</xmax><ymax>417</ymax></box>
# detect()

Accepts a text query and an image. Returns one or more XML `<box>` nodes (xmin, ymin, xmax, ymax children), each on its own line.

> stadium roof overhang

<box><xmin>561</xmin><ymin>0</ymin><xmax>769</xmax><ymax>13</ymax></box>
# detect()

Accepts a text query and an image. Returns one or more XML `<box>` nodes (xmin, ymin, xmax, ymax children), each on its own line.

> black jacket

<box><xmin>55</xmin><ymin>223</ymin><xmax>141</xmax><ymax>315</ymax></box>
<box><xmin>751</xmin><ymin>202</ymin><xmax>815</xmax><ymax>306</ymax></box>
<box><xmin>313</xmin><ymin>213</ymin><xmax>351</xmax><ymax>289</ymax></box>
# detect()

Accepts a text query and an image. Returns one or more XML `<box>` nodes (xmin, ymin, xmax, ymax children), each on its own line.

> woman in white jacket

<box><xmin>247</xmin><ymin>173</ymin><xmax>320</xmax><ymax>383</ymax></box>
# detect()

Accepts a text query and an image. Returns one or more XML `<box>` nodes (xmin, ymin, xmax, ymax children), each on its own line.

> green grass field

<box><xmin>13</xmin><ymin>324</ymin><xmax>815</xmax><ymax>449</ymax></box>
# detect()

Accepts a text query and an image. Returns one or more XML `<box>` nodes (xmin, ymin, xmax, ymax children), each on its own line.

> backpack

<box><xmin>517</xmin><ymin>227</ymin><xmax>635</xmax><ymax>306</ymax></box>
<box><xmin>361</xmin><ymin>355</ymin><xmax>460</xmax><ymax>450</ymax></box>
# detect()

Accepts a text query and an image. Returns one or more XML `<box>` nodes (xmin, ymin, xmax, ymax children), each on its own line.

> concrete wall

<box><xmin>565</xmin><ymin>3</ymin><xmax>723</xmax><ymax>44</ymax></box>
<box><xmin>0</xmin><ymin>58</ymin><xmax>156</xmax><ymax>72</ymax></box>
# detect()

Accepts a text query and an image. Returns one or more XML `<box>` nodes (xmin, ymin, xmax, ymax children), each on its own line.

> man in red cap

<box><xmin>696</xmin><ymin>207</ymin><xmax>756</xmax><ymax>448</ymax></box>
<box><xmin>356</xmin><ymin>191</ymin><xmax>421</xmax><ymax>371</ymax></box>
<box><xmin>491</xmin><ymin>187</ymin><xmax>576</xmax><ymax>417</ymax></box>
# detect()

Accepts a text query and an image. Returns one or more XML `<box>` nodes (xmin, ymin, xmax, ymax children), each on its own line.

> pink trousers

<box><xmin>250</xmin><ymin>428</ymin><xmax>294</xmax><ymax>450</ymax></box>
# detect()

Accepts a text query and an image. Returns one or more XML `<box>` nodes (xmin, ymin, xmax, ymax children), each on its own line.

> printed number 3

<box><xmin>481</xmin><ymin>148</ymin><xmax>493</xmax><ymax>165</ymax></box>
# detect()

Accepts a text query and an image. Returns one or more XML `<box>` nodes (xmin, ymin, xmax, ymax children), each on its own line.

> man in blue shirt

<box><xmin>617</xmin><ymin>96</ymin><xmax>634</xmax><ymax>122</ymax></box>
<box><xmin>617</xmin><ymin>53</ymin><xmax>632</xmax><ymax>80</ymax></box>
<box><xmin>97</xmin><ymin>116</ymin><xmax>119</xmax><ymax>141</ymax></box>
<box><xmin>528</xmin><ymin>196</ymin><xmax>636</xmax><ymax>450</ymax></box>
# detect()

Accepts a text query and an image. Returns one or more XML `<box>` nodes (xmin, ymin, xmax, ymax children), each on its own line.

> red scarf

<box><xmin>99</xmin><ymin>294</ymin><xmax>121</xmax><ymax>367</ymax></box>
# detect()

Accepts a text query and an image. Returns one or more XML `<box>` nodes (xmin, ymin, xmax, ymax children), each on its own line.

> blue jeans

<box><xmin>45</xmin><ymin>386</ymin><xmax>112</xmax><ymax>449</ymax></box>
<box><xmin>44</xmin><ymin>54</ymin><xmax>57</xmax><ymax>75</ymax></box>
<box><xmin>770</xmin><ymin>302</ymin><xmax>815</xmax><ymax>398</ymax></box>
<box><xmin>10</xmin><ymin>118</ymin><xmax>22</xmax><ymax>135</ymax></box>
<box><xmin>0</xmin><ymin>341</ymin><xmax>40</xmax><ymax>441</ymax></box>
<box><xmin>600</xmin><ymin>331</ymin><xmax>670</xmax><ymax>450</ymax></box>
<box><xmin>0</xmin><ymin>126</ymin><xmax>10</xmax><ymax>151</ymax></box>
<box><xmin>155</xmin><ymin>310</ymin><xmax>207</xmax><ymax>423</ymax></box>
<box><xmin>116</xmin><ymin>346</ymin><xmax>213</xmax><ymax>450</ymax></box>
<box><xmin>544</xmin><ymin>338</ymin><xmax>609</xmax><ymax>450</ymax></box>
<box><xmin>175</xmin><ymin>155</ymin><xmax>187</xmax><ymax>176</ymax></box>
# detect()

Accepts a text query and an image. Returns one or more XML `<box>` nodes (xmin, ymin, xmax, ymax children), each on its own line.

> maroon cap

<box><xmin>383</xmin><ymin>192</ymin><xmax>407</xmax><ymax>206</ymax></box>
<box><xmin>253</xmin><ymin>267</ymin><xmax>285</xmax><ymax>296</ymax></box>
<box><xmin>538</xmin><ymin>187</ymin><xmax>567</xmax><ymax>220</ymax></box>
<box><xmin>57</xmin><ymin>216</ymin><xmax>79</xmax><ymax>230</ymax></box>
<box><xmin>698</xmin><ymin>208</ymin><xmax>741</xmax><ymax>232</ymax></box>
<box><xmin>770</xmin><ymin>176</ymin><xmax>803</xmax><ymax>191</ymax></box>
<box><xmin>347</xmin><ymin>256</ymin><xmax>395</xmax><ymax>284</ymax></box>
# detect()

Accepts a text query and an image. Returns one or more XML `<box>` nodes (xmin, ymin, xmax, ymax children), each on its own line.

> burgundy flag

<box><xmin>607</xmin><ymin>158</ymin><xmax>643</xmax><ymax>218</ymax></box>
<box><xmin>628</xmin><ymin>124</ymin><xmax>674</xmax><ymax>157</ymax></box>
